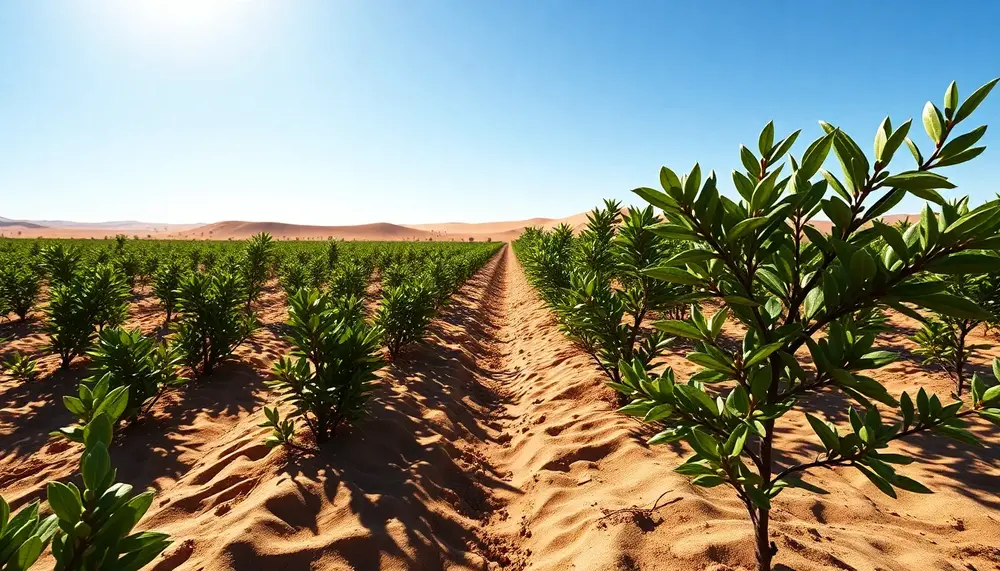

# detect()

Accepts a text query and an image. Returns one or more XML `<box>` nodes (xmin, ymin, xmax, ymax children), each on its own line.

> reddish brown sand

<box><xmin>2</xmin><ymin>245</ymin><xmax>999</xmax><ymax>570</ymax></box>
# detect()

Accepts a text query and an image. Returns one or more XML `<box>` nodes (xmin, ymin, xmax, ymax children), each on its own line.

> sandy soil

<box><xmin>2</xmin><ymin>245</ymin><xmax>998</xmax><ymax>570</ymax></box>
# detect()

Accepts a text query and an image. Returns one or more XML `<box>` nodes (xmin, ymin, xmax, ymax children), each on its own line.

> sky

<box><xmin>1</xmin><ymin>1</ymin><xmax>999</xmax><ymax>226</ymax></box>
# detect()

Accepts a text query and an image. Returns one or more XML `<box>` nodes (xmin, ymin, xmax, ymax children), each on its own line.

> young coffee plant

<box><xmin>3</xmin><ymin>353</ymin><xmax>38</xmax><ymax>382</ymax></box>
<box><xmin>264</xmin><ymin>289</ymin><xmax>385</xmax><ymax>446</ymax></box>
<box><xmin>611</xmin><ymin>79</ymin><xmax>1000</xmax><ymax>570</ymax></box>
<box><xmin>516</xmin><ymin>224</ymin><xmax>576</xmax><ymax>307</ymax></box>
<box><xmin>518</xmin><ymin>203</ymin><xmax>691</xmax><ymax>397</ymax></box>
<box><xmin>0</xmin><ymin>498</ymin><xmax>58</xmax><ymax>571</ymax></box>
<box><xmin>40</xmin><ymin>244</ymin><xmax>82</xmax><ymax>286</ymax></box>
<box><xmin>376</xmin><ymin>279</ymin><xmax>437</xmax><ymax>359</ymax></box>
<box><xmin>279</xmin><ymin>260</ymin><xmax>310</xmax><ymax>298</ymax></box>
<box><xmin>913</xmin><ymin>267</ymin><xmax>1000</xmax><ymax>395</ymax></box>
<box><xmin>172</xmin><ymin>270</ymin><xmax>256</xmax><ymax>376</ymax></box>
<box><xmin>241</xmin><ymin>232</ymin><xmax>275</xmax><ymax>310</ymax></box>
<box><xmin>0</xmin><ymin>262</ymin><xmax>41</xmax><ymax>321</ymax></box>
<box><xmin>329</xmin><ymin>261</ymin><xmax>369</xmax><ymax>300</ymax></box>
<box><xmin>151</xmin><ymin>258</ymin><xmax>186</xmax><ymax>323</ymax></box>
<box><xmin>48</xmin><ymin>403</ymin><xmax>171</xmax><ymax>570</ymax></box>
<box><xmin>325</xmin><ymin>239</ymin><xmax>339</xmax><ymax>270</ymax></box>
<box><xmin>57</xmin><ymin>328</ymin><xmax>185</xmax><ymax>436</ymax></box>
<box><xmin>45</xmin><ymin>265</ymin><xmax>131</xmax><ymax>369</ymax></box>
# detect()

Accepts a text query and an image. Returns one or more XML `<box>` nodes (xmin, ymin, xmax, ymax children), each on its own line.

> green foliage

<box><xmin>516</xmin><ymin>203</ymin><xmax>691</xmax><ymax>397</ymax></box>
<box><xmin>278</xmin><ymin>259</ymin><xmax>310</xmax><ymax>298</ymax></box>
<box><xmin>48</xmin><ymin>409</ymin><xmax>171</xmax><ymax>570</ymax></box>
<box><xmin>530</xmin><ymin>79</ymin><xmax>1000</xmax><ymax>571</ymax></box>
<box><xmin>241</xmin><ymin>232</ymin><xmax>275</xmax><ymax>310</ymax></box>
<box><xmin>376</xmin><ymin>279</ymin><xmax>437</xmax><ymax>358</ymax></box>
<box><xmin>265</xmin><ymin>289</ymin><xmax>385</xmax><ymax>445</ymax></box>
<box><xmin>0</xmin><ymin>262</ymin><xmax>41</xmax><ymax>321</ymax></box>
<box><xmin>45</xmin><ymin>265</ymin><xmax>131</xmax><ymax>369</ymax></box>
<box><xmin>912</xmin><ymin>268</ymin><xmax>1000</xmax><ymax>395</ymax></box>
<box><xmin>172</xmin><ymin>270</ymin><xmax>256</xmax><ymax>376</ymax></box>
<box><xmin>0</xmin><ymin>498</ymin><xmax>58</xmax><ymax>571</ymax></box>
<box><xmin>151</xmin><ymin>257</ymin><xmax>186</xmax><ymax>322</ymax></box>
<box><xmin>3</xmin><ymin>353</ymin><xmax>38</xmax><ymax>382</ymax></box>
<box><xmin>57</xmin><ymin>328</ymin><xmax>185</xmax><ymax>438</ymax></box>
<box><xmin>328</xmin><ymin>260</ymin><xmax>369</xmax><ymax>300</ymax></box>
<box><xmin>40</xmin><ymin>244</ymin><xmax>82</xmax><ymax>286</ymax></box>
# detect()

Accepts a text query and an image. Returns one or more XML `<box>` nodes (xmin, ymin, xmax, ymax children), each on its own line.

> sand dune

<box><xmin>170</xmin><ymin>220</ymin><xmax>437</xmax><ymax>241</ymax></box>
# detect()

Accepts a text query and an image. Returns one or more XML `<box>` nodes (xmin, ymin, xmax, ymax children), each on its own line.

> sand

<box><xmin>2</xmin><ymin>245</ymin><xmax>999</xmax><ymax>570</ymax></box>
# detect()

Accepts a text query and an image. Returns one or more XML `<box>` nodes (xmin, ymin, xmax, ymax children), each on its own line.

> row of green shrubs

<box><xmin>0</xmin><ymin>232</ymin><xmax>500</xmax><ymax>570</ymax></box>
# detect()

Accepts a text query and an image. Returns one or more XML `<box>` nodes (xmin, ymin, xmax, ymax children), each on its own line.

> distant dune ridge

<box><xmin>0</xmin><ymin>210</ymin><xmax>919</xmax><ymax>241</ymax></box>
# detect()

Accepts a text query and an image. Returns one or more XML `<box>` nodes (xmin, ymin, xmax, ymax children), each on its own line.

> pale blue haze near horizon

<box><xmin>1</xmin><ymin>0</ymin><xmax>999</xmax><ymax>226</ymax></box>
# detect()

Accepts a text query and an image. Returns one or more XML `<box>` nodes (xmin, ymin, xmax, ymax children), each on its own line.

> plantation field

<box><xmin>1</xmin><ymin>235</ymin><xmax>999</xmax><ymax>570</ymax></box>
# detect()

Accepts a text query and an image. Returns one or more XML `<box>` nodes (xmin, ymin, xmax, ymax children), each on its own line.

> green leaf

<box><xmin>744</xmin><ymin>342</ymin><xmax>782</xmax><ymax>368</ymax></box>
<box><xmin>759</xmin><ymin>121</ymin><xmax>775</xmax><ymax>156</ymax></box>
<box><xmin>856</xmin><ymin>464</ymin><xmax>897</xmax><ymax>498</ymax></box>
<box><xmin>905</xmin><ymin>137</ymin><xmax>924</xmax><ymax>165</ymax></box>
<box><xmin>944</xmin><ymin>81</ymin><xmax>959</xmax><ymax>118</ymax></box>
<box><xmin>83</xmin><ymin>413</ymin><xmax>114</xmax><ymax>448</ymax></box>
<box><xmin>982</xmin><ymin>385</ymin><xmax>1000</xmax><ymax>406</ymax></box>
<box><xmin>642</xmin><ymin>267</ymin><xmax>703</xmax><ymax>286</ymax></box>
<box><xmin>692</xmin><ymin>474</ymin><xmax>725</xmax><ymax>488</ymax></box>
<box><xmin>922</xmin><ymin>101</ymin><xmax>944</xmax><ymax>144</ymax></box>
<box><xmin>872</xmin><ymin>221</ymin><xmax>909</xmax><ymax>262</ymax></box>
<box><xmin>729</xmin><ymin>217</ymin><xmax>768</xmax><ymax>241</ymax></box>
<box><xmin>687</xmin><ymin>427</ymin><xmax>720</xmax><ymax>460</ymax></box>
<box><xmin>652</xmin><ymin>320</ymin><xmax>705</xmax><ymax>340</ymax></box>
<box><xmin>46</xmin><ymin>482</ymin><xmax>83</xmax><ymax>523</ymax></box>
<box><xmin>882</xmin><ymin>171</ymin><xmax>956</xmax><ymax>191</ymax></box>
<box><xmin>675</xmin><ymin>461</ymin><xmax>716</xmax><ymax>476</ymax></box>
<box><xmin>741</xmin><ymin>146</ymin><xmax>760</xmax><ymax>178</ymax></box>
<box><xmin>953</xmin><ymin>78</ymin><xmax>999</xmax><ymax>124</ymax></box>
<box><xmin>905</xmin><ymin>293</ymin><xmax>993</xmax><ymax>321</ymax></box>
<box><xmin>934</xmin><ymin>146</ymin><xmax>986</xmax><ymax>168</ymax></box>
<box><xmin>893</xmin><ymin>475</ymin><xmax>932</xmax><ymax>494</ymax></box>
<box><xmin>806</xmin><ymin>413</ymin><xmax>840</xmax><ymax>453</ymax></box>
<box><xmin>926</xmin><ymin>253</ymin><xmax>1000</xmax><ymax>275</ymax></box>
<box><xmin>94</xmin><ymin>386</ymin><xmax>129</xmax><ymax>422</ymax></box>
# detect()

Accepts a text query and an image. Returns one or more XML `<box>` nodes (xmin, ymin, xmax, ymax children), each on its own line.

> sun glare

<box><xmin>85</xmin><ymin>0</ymin><xmax>263</xmax><ymax>62</ymax></box>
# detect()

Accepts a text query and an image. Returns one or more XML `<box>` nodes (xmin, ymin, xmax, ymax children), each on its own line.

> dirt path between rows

<box><xmin>3</xmin><ymin>244</ymin><xmax>1000</xmax><ymax>571</ymax></box>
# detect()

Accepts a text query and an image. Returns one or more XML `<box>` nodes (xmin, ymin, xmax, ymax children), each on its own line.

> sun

<box><xmin>86</xmin><ymin>0</ymin><xmax>261</xmax><ymax>61</ymax></box>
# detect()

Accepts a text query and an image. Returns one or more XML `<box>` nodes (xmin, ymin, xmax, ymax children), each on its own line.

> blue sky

<box><xmin>1</xmin><ymin>1</ymin><xmax>998</xmax><ymax>225</ymax></box>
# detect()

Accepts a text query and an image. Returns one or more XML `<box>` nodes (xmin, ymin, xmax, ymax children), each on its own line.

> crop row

<box><xmin>0</xmin><ymin>233</ymin><xmax>501</xmax><ymax>570</ymax></box>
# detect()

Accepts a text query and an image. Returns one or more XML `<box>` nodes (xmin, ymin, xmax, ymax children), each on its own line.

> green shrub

<box><xmin>173</xmin><ymin>270</ymin><xmax>256</xmax><ymax>376</ymax></box>
<box><xmin>376</xmin><ymin>279</ymin><xmax>437</xmax><ymax>358</ymax></box>
<box><xmin>241</xmin><ymin>232</ymin><xmax>275</xmax><ymax>310</ymax></box>
<box><xmin>151</xmin><ymin>258</ymin><xmax>186</xmax><ymax>322</ymax></box>
<box><xmin>264</xmin><ymin>289</ymin><xmax>385</xmax><ymax>445</ymax></box>
<box><xmin>3</xmin><ymin>353</ymin><xmax>38</xmax><ymax>382</ymax></box>
<box><xmin>58</xmin><ymin>328</ymin><xmax>185</xmax><ymax>433</ymax></box>
<box><xmin>0</xmin><ymin>262</ymin><xmax>41</xmax><ymax>321</ymax></box>
<box><xmin>0</xmin><ymin>497</ymin><xmax>58</xmax><ymax>571</ymax></box>
<box><xmin>278</xmin><ymin>260</ymin><xmax>309</xmax><ymax>298</ymax></box>
<box><xmin>603</xmin><ymin>79</ymin><xmax>1000</xmax><ymax>571</ymax></box>
<box><xmin>518</xmin><ymin>204</ymin><xmax>690</xmax><ymax>395</ymax></box>
<box><xmin>325</xmin><ymin>240</ymin><xmax>339</xmax><ymax>270</ymax></box>
<box><xmin>913</xmin><ymin>265</ymin><xmax>1000</xmax><ymax>395</ymax></box>
<box><xmin>45</xmin><ymin>265</ymin><xmax>130</xmax><ymax>369</ymax></box>
<box><xmin>40</xmin><ymin>244</ymin><xmax>82</xmax><ymax>286</ymax></box>
<box><xmin>329</xmin><ymin>261</ymin><xmax>369</xmax><ymax>300</ymax></box>
<box><xmin>48</xmin><ymin>400</ymin><xmax>171</xmax><ymax>570</ymax></box>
